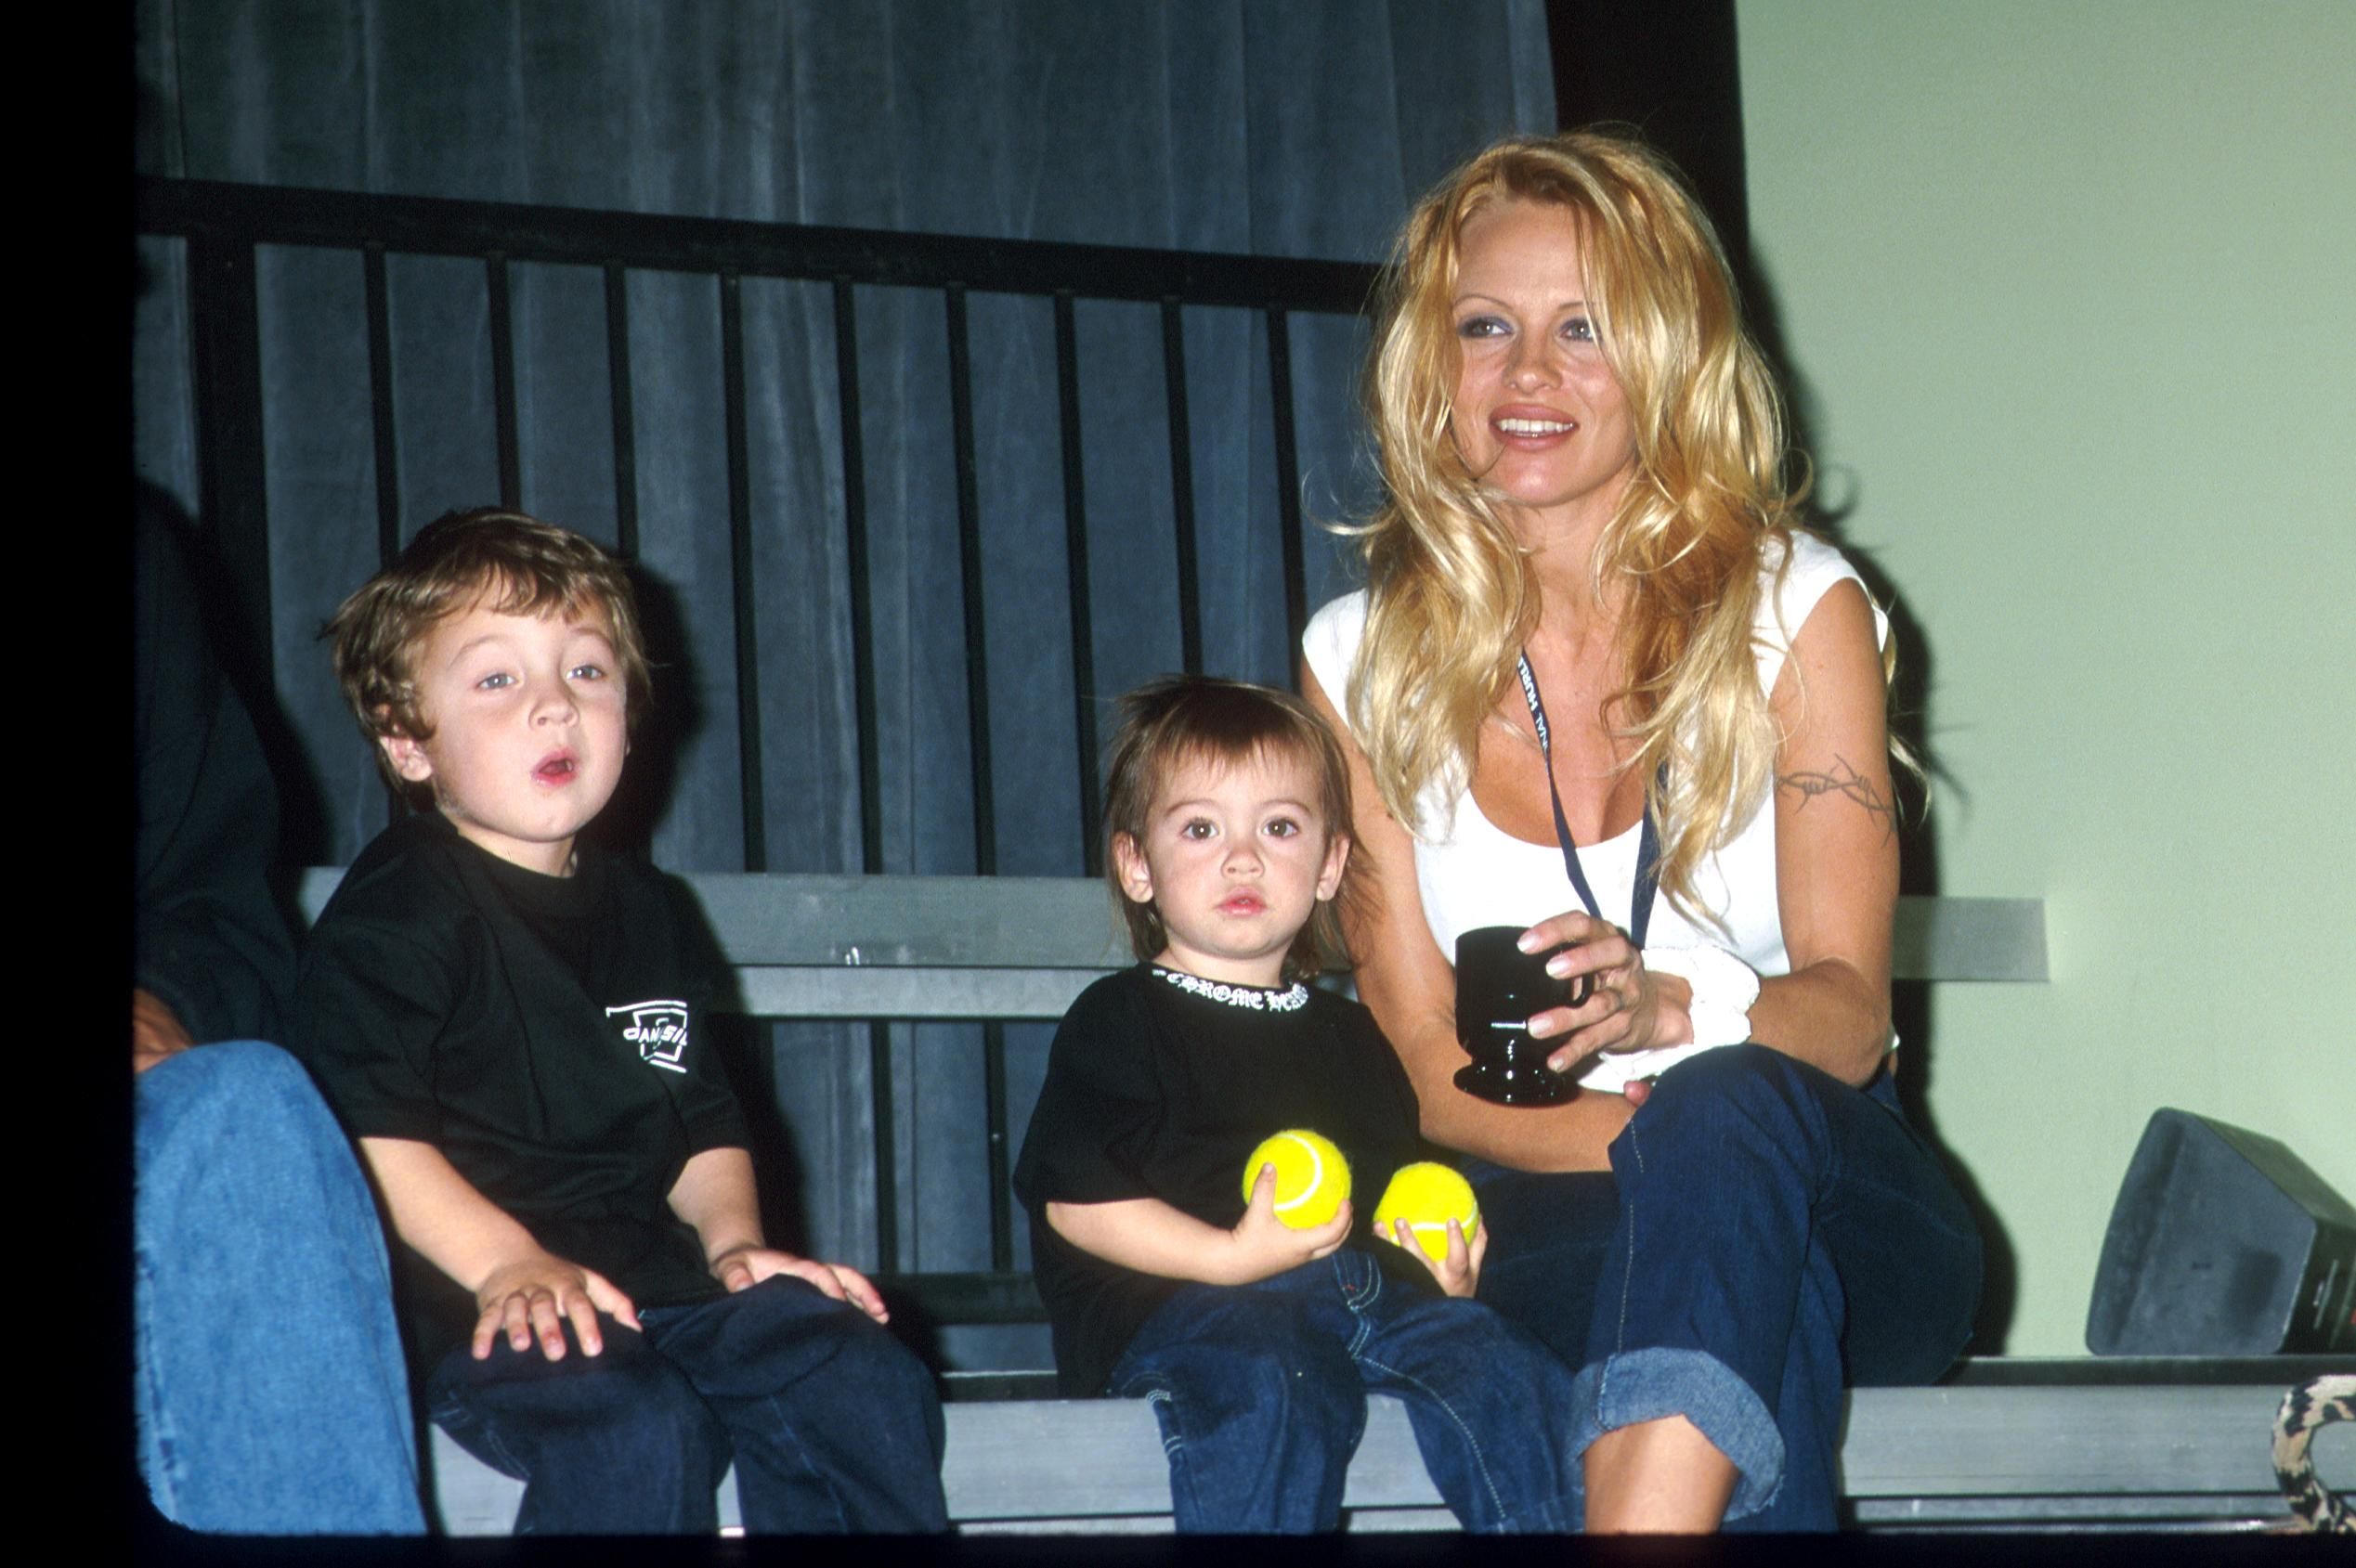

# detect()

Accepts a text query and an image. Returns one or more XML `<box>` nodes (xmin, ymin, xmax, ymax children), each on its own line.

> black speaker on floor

<box><xmin>2087</xmin><ymin>1108</ymin><xmax>2356</xmax><ymax>1354</ymax></box>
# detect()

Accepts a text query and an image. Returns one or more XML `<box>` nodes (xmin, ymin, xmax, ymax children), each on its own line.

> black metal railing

<box><xmin>137</xmin><ymin>176</ymin><xmax>1380</xmax><ymax>1314</ymax></box>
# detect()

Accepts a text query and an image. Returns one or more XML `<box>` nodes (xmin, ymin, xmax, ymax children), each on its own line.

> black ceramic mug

<box><xmin>1452</xmin><ymin>926</ymin><xmax>1593</xmax><ymax>1106</ymax></box>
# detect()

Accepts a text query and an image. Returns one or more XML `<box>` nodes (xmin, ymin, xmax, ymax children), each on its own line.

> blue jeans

<box><xmin>1469</xmin><ymin>1044</ymin><xmax>1982</xmax><ymax>1531</ymax></box>
<box><xmin>133</xmin><ymin>1042</ymin><xmax>426</xmax><ymax>1534</ymax></box>
<box><xmin>427</xmin><ymin>1276</ymin><xmax>947</xmax><ymax>1534</ymax></box>
<box><xmin>1108</xmin><ymin>1251</ymin><xmax>1580</xmax><ymax>1533</ymax></box>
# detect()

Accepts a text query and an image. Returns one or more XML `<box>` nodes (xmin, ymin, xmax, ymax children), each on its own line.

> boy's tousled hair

<box><xmin>326</xmin><ymin>507</ymin><xmax>651</xmax><ymax>798</ymax></box>
<box><xmin>1102</xmin><ymin>676</ymin><xmax>1354</xmax><ymax>986</ymax></box>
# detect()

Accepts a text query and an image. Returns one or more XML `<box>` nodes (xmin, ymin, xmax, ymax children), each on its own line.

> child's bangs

<box><xmin>470</xmin><ymin>570</ymin><xmax>592</xmax><ymax>628</ymax></box>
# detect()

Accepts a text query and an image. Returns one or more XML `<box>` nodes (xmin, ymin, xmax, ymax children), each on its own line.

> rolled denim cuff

<box><xmin>1569</xmin><ymin>1347</ymin><xmax>1785</xmax><ymax>1521</ymax></box>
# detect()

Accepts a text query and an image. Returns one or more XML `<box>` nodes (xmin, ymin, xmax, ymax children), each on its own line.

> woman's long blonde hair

<box><xmin>1351</xmin><ymin>130</ymin><xmax>1846</xmax><ymax>923</ymax></box>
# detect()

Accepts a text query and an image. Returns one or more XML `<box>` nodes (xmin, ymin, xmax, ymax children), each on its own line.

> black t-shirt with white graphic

<box><xmin>293</xmin><ymin>811</ymin><xmax>748</xmax><ymax>1371</ymax></box>
<box><xmin>1011</xmin><ymin>964</ymin><xmax>1438</xmax><ymax>1398</ymax></box>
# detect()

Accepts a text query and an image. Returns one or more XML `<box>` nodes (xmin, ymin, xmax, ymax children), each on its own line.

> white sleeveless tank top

<box><xmin>1301</xmin><ymin>532</ymin><xmax>1886</xmax><ymax>1092</ymax></box>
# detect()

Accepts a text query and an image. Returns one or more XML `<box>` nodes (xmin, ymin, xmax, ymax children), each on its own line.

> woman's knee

<box><xmin>1623</xmin><ymin>1045</ymin><xmax>1825</xmax><ymax>1160</ymax></box>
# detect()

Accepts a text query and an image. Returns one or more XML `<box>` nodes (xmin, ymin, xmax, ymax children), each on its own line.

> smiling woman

<box><xmin>1301</xmin><ymin>130</ymin><xmax>1981</xmax><ymax>1533</ymax></box>
<box><xmin>1447</xmin><ymin>201</ymin><xmax>1637</xmax><ymax>528</ymax></box>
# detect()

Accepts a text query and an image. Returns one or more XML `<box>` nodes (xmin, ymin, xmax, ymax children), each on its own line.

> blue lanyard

<box><xmin>1514</xmin><ymin>653</ymin><xmax>1660</xmax><ymax>951</ymax></box>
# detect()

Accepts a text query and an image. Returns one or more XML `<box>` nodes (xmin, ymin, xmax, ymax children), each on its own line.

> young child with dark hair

<box><xmin>294</xmin><ymin>508</ymin><xmax>946</xmax><ymax>1535</ymax></box>
<box><xmin>1011</xmin><ymin>675</ymin><xmax>1581</xmax><ymax>1533</ymax></box>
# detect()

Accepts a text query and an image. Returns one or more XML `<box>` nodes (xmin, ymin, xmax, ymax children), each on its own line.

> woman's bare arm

<box><xmin>1743</xmin><ymin>578</ymin><xmax>1899</xmax><ymax>1084</ymax></box>
<box><xmin>1302</xmin><ymin>665</ymin><xmax>1632</xmax><ymax>1172</ymax></box>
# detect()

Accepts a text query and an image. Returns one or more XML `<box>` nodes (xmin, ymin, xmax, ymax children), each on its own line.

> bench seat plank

<box><xmin>300</xmin><ymin>870</ymin><xmax>2046</xmax><ymax>987</ymax></box>
<box><xmin>427</xmin><ymin>1375</ymin><xmax>2352</xmax><ymax>1533</ymax></box>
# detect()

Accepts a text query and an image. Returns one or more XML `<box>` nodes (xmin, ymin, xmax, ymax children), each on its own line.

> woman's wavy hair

<box><xmin>1351</xmin><ymin>128</ymin><xmax>1864</xmax><ymax>924</ymax></box>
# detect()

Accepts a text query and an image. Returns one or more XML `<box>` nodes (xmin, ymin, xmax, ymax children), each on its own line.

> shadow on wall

<box><xmin>582</xmin><ymin>563</ymin><xmax>701</xmax><ymax>862</ymax></box>
<box><xmin>1734</xmin><ymin>250</ymin><xmax>2020</xmax><ymax>1355</ymax></box>
<box><xmin>137</xmin><ymin>479</ymin><xmax>330</xmax><ymax>891</ymax></box>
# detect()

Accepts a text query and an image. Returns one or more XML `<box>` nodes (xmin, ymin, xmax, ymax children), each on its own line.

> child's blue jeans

<box><xmin>1468</xmin><ymin>1043</ymin><xmax>1983</xmax><ymax>1531</ymax></box>
<box><xmin>426</xmin><ymin>1275</ymin><xmax>947</xmax><ymax>1534</ymax></box>
<box><xmin>1107</xmin><ymin>1250</ymin><xmax>1581</xmax><ymax>1533</ymax></box>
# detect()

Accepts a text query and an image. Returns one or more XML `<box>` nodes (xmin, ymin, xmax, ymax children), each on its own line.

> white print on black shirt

<box><xmin>608</xmin><ymin>1000</ymin><xmax>691</xmax><ymax>1073</ymax></box>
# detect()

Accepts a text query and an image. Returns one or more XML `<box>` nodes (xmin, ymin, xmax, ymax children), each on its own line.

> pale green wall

<box><xmin>1738</xmin><ymin>0</ymin><xmax>2355</xmax><ymax>1354</ymax></box>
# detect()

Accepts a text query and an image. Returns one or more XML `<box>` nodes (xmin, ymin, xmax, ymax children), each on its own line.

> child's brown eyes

<box><xmin>1265</xmin><ymin>819</ymin><xmax>1300</xmax><ymax>838</ymax></box>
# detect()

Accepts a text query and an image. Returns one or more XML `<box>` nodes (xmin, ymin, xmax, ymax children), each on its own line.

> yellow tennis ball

<box><xmin>1240</xmin><ymin>1129</ymin><xmax>1351</xmax><ymax>1229</ymax></box>
<box><xmin>1372</xmin><ymin>1161</ymin><xmax>1480</xmax><ymax>1263</ymax></box>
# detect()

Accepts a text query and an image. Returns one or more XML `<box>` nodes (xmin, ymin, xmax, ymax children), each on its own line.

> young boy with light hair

<box><xmin>295</xmin><ymin>508</ymin><xmax>945</xmax><ymax>1534</ymax></box>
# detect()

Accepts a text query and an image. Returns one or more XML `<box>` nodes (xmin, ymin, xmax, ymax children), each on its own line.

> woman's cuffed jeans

<box><xmin>1469</xmin><ymin>1044</ymin><xmax>1982</xmax><ymax>1531</ymax></box>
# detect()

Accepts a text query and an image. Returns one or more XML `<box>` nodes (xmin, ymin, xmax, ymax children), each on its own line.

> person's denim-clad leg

<box><xmin>1461</xmin><ymin>1160</ymin><xmax>1618</xmax><ymax>1370</ymax></box>
<box><xmin>134</xmin><ymin>1041</ymin><xmax>425</xmax><ymax>1534</ymax></box>
<box><xmin>641</xmin><ymin>1277</ymin><xmax>948</xmax><ymax>1533</ymax></box>
<box><xmin>1334</xmin><ymin>1251</ymin><xmax>1581</xmax><ymax>1532</ymax></box>
<box><xmin>426</xmin><ymin>1318</ymin><xmax>731</xmax><ymax>1534</ymax></box>
<box><xmin>1466</xmin><ymin>1045</ymin><xmax>1981</xmax><ymax>1532</ymax></box>
<box><xmin>1582</xmin><ymin>1044</ymin><xmax>1981</xmax><ymax>1530</ymax></box>
<box><xmin>1111</xmin><ymin>1265</ymin><xmax>1366</xmax><ymax>1532</ymax></box>
<box><xmin>1112</xmin><ymin>1254</ymin><xmax>1579</xmax><ymax>1533</ymax></box>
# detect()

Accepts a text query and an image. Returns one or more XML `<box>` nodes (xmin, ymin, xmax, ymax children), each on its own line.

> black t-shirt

<box><xmin>1011</xmin><ymin>965</ymin><xmax>1437</xmax><ymax>1397</ymax></box>
<box><xmin>293</xmin><ymin>812</ymin><xmax>748</xmax><ymax>1371</ymax></box>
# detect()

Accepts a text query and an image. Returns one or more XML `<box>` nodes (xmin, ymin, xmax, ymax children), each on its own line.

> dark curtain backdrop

<box><xmin>133</xmin><ymin>0</ymin><xmax>1552</xmax><ymax>1367</ymax></box>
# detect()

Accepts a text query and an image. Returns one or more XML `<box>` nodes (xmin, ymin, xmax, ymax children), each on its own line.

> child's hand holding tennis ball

<box><xmin>1227</xmin><ymin>1130</ymin><xmax>1353</xmax><ymax>1282</ymax></box>
<box><xmin>1373</xmin><ymin>1161</ymin><xmax>1485</xmax><ymax>1300</ymax></box>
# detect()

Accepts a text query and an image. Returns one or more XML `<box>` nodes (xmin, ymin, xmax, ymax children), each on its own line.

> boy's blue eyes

<box><xmin>471</xmin><ymin>664</ymin><xmax>606</xmax><ymax>690</ymax></box>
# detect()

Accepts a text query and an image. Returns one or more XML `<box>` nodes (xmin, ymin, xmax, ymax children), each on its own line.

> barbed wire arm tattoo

<box><xmin>1776</xmin><ymin>755</ymin><xmax>1896</xmax><ymax>845</ymax></box>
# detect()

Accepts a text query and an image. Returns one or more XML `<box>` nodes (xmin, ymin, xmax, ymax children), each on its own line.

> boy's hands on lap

<box><xmin>471</xmin><ymin>1248</ymin><xmax>640</xmax><ymax>1361</ymax></box>
<box><xmin>1225</xmin><ymin>1161</ymin><xmax>1352</xmax><ymax>1284</ymax></box>
<box><xmin>1386</xmin><ymin>1216</ymin><xmax>1487</xmax><ymax>1299</ymax></box>
<box><xmin>708</xmin><ymin>1244</ymin><xmax>891</xmax><ymax>1323</ymax></box>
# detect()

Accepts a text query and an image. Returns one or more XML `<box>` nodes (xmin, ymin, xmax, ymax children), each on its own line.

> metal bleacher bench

<box><xmin>297</xmin><ymin>872</ymin><xmax>2350</xmax><ymax>1532</ymax></box>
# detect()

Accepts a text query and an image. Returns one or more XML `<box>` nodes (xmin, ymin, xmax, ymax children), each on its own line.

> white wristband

<box><xmin>1642</xmin><ymin>944</ymin><xmax>1760</xmax><ymax>1048</ymax></box>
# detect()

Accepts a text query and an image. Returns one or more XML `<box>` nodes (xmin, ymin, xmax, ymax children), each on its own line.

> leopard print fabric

<box><xmin>2273</xmin><ymin>1373</ymin><xmax>2354</xmax><ymax>1533</ymax></box>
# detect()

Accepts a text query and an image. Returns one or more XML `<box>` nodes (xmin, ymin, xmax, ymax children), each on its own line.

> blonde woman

<box><xmin>1302</xmin><ymin>131</ymin><xmax>1980</xmax><ymax>1533</ymax></box>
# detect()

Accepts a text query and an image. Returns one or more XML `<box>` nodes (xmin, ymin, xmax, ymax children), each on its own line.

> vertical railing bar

<box><xmin>945</xmin><ymin>286</ymin><xmax>996</xmax><ymax>876</ymax></box>
<box><xmin>834</xmin><ymin>275</ymin><xmax>898</xmax><ymax>1273</ymax></box>
<box><xmin>1053</xmin><ymin>291</ymin><xmax>1103</xmax><ymax>877</ymax></box>
<box><xmin>718</xmin><ymin>271</ymin><xmax>767</xmax><ymax>873</ymax></box>
<box><xmin>602</xmin><ymin>262</ymin><xmax>639</xmax><ymax>561</ymax></box>
<box><xmin>946</xmin><ymin>285</ymin><xmax>1012</xmax><ymax>1272</ymax></box>
<box><xmin>486</xmin><ymin>253</ymin><xmax>521</xmax><ymax>508</ymax></box>
<box><xmin>1161</xmin><ymin>298</ymin><xmax>1204</xmax><ymax>676</ymax></box>
<box><xmin>185</xmin><ymin>228</ymin><xmax>274</xmax><ymax>694</ymax></box>
<box><xmin>834</xmin><ymin>279</ymin><xmax>884</xmax><ymax>877</ymax></box>
<box><xmin>362</xmin><ymin>243</ymin><xmax>401</xmax><ymax>564</ymax></box>
<box><xmin>983</xmin><ymin>1020</ymin><xmax>1012</xmax><ymax>1272</ymax></box>
<box><xmin>1265</xmin><ymin>306</ymin><xmax>1308</xmax><ymax>654</ymax></box>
